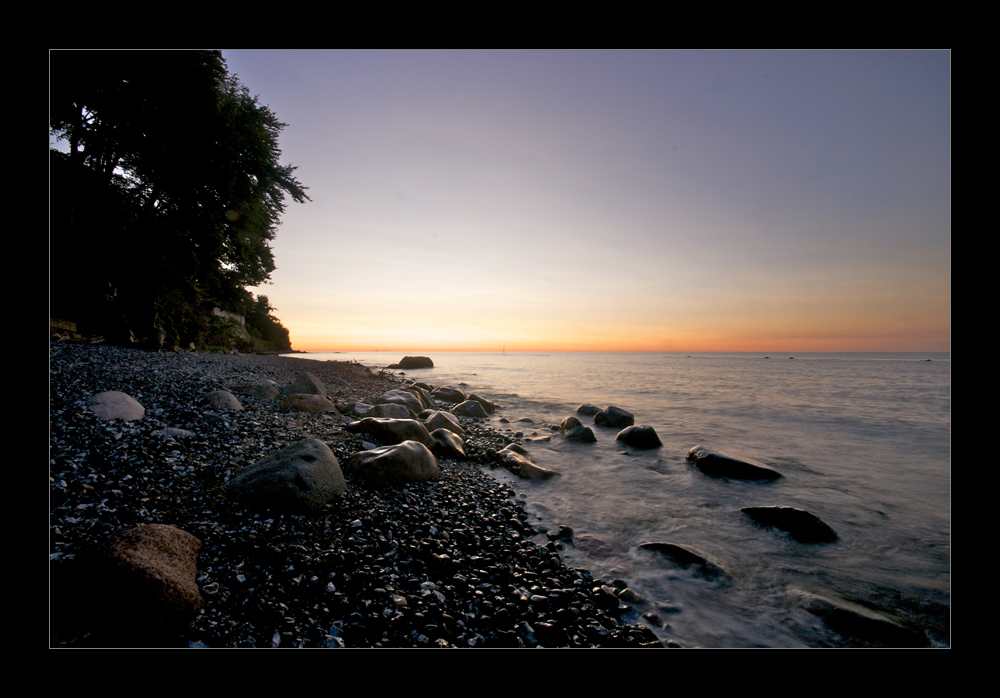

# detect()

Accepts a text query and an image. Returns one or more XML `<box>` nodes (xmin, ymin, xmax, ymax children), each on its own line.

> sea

<box><xmin>291</xmin><ymin>350</ymin><xmax>951</xmax><ymax>648</ymax></box>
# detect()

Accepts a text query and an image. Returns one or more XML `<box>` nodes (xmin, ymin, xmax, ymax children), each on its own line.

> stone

<box><xmin>638</xmin><ymin>542</ymin><xmax>725</xmax><ymax>578</ymax></box>
<box><xmin>205</xmin><ymin>390</ymin><xmax>243</xmax><ymax>411</ymax></box>
<box><xmin>87</xmin><ymin>391</ymin><xmax>145</xmax><ymax>421</ymax></box>
<box><xmin>573</xmin><ymin>533</ymin><xmax>618</xmax><ymax>558</ymax></box>
<box><xmin>388</xmin><ymin>356</ymin><xmax>434</xmax><ymax>369</ymax></box>
<box><xmin>560</xmin><ymin>416</ymin><xmax>597</xmax><ymax>443</ymax></box>
<box><xmin>94</xmin><ymin>524</ymin><xmax>204</xmax><ymax>633</ymax></box>
<box><xmin>499</xmin><ymin>447</ymin><xmax>560</xmax><ymax>480</ymax></box>
<box><xmin>616</xmin><ymin>425</ymin><xmax>662</xmax><ymax>449</ymax></box>
<box><xmin>153</xmin><ymin>427</ymin><xmax>195</xmax><ymax>438</ymax></box>
<box><xmin>741</xmin><ymin>506</ymin><xmax>838</xmax><ymax>543</ymax></box>
<box><xmin>345</xmin><ymin>440</ymin><xmax>440</xmax><ymax>486</ymax></box>
<box><xmin>594</xmin><ymin>406</ymin><xmax>634</xmax><ymax>429</ymax></box>
<box><xmin>230</xmin><ymin>383</ymin><xmax>281</xmax><ymax>400</ymax></box>
<box><xmin>376</xmin><ymin>389</ymin><xmax>424</xmax><ymax>413</ymax></box>
<box><xmin>467</xmin><ymin>393</ymin><xmax>495</xmax><ymax>414</ymax></box>
<box><xmin>283</xmin><ymin>371</ymin><xmax>327</xmax><ymax>397</ymax></box>
<box><xmin>344</xmin><ymin>418</ymin><xmax>436</xmax><ymax>448</ymax></box>
<box><xmin>365</xmin><ymin>403</ymin><xmax>414</xmax><ymax>419</ymax></box>
<box><xmin>405</xmin><ymin>386</ymin><xmax>437</xmax><ymax>410</ymax></box>
<box><xmin>430</xmin><ymin>428</ymin><xmax>466</xmax><ymax>459</ymax></box>
<box><xmin>227</xmin><ymin>438</ymin><xmax>346</xmax><ymax>514</ymax></box>
<box><xmin>281</xmin><ymin>394</ymin><xmax>340</xmax><ymax>414</ymax></box>
<box><xmin>431</xmin><ymin>386</ymin><xmax>467</xmax><ymax>404</ymax></box>
<box><xmin>454</xmin><ymin>400</ymin><xmax>489</xmax><ymax>418</ymax></box>
<box><xmin>787</xmin><ymin>588</ymin><xmax>927</xmax><ymax>647</ymax></box>
<box><xmin>576</xmin><ymin>403</ymin><xmax>601</xmax><ymax>415</ymax></box>
<box><xmin>687</xmin><ymin>445</ymin><xmax>782</xmax><ymax>481</ymax></box>
<box><xmin>424</xmin><ymin>410</ymin><xmax>466</xmax><ymax>437</ymax></box>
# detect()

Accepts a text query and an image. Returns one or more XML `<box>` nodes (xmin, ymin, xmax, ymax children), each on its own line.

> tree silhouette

<box><xmin>50</xmin><ymin>50</ymin><xmax>308</xmax><ymax>347</ymax></box>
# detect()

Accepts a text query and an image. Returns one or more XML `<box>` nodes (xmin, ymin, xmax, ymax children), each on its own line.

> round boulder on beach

<box><xmin>616</xmin><ymin>425</ymin><xmax>662</xmax><ymax>449</ymax></box>
<box><xmin>87</xmin><ymin>391</ymin><xmax>145</xmax><ymax>421</ymax></box>
<box><xmin>227</xmin><ymin>438</ymin><xmax>346</xmax><ymax>514</ymax></box>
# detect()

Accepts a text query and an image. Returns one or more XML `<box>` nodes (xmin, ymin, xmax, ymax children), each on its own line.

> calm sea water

<box><xmin>295</xmin><ymin>351</ymin><xmax>951</xmax><ymax>647</ymax></box>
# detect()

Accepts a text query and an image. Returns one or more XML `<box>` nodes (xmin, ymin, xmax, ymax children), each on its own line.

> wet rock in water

<box><xmin>573</xmin><ymin>533</ymin><xmax>618</xmax><ymax>558</ymax></box>
<box><xmin>424</xmin><ymin>410</ymin><xmax>466</xmax><ymax>437</ymax></box>
<box><xmin>345</xmin><ymin>417</ymin><xmax>436</xmax><ymax>448</ymax></box>
<box><xmin>467</xmin><ymin>393</ymin><xmax>495</xmax><ymax>414</ymax></box>
<box><xmin>227</xmin><ymin>438</ymin><xmax>347</xmax><ymax>514</ymax></box>
<box><xmin>376</xmin><ymin>389</ymin><xmax>424</xmax><ymax>413</ymax></box>
<box><xmin>431</xmin><ymin>386</ymin><xmax>467</xmax><ymax>404</ymax></box>
<box><xmin>686</xmin><ymin>445</ymin><xmax>782</xmax><ymax>481</ymax></box>
<box><xmin>741</xmin><ymin>506</ymin><xmax>837</xmax><ymax>543</ymax></box>
<box><xmin>204</xmin><ymin>390</ymin><xmax>243</xmax><ymax>411</ymax></box>
<box><xmin>454</xmin><ymin>400</ymin><xmax>489</xmax><ymax>418</ymax></box>
<box><xmin>283</xmin><ymin>371</ymin><xmax>327</xmax><ymax>397</ymax></box>
<box><xmin>638</xmin><ymin>542</ymin><xmax>725</xmax><ymax>578</ymax></box>
<box><xmin>430</xmin><ymin>428</ymin><xmax>466</xmax><ymax>459</ymax></box>
<box><xmin>576</xmin><ymin>403</ymin><xmax>602</xmax><ymax>416</ymax></box>
<box><xmin>87</xmin><ymin>390</ymin><xmax>145</xmax><ymax>421</ymax></box>
<box><xmin>788</xmin><ymin>588</ymin><xmax>927</xmax><ymax>647</ymax></box>
<box><xmin>404</xmin><ymin>385</ymin><xmax>437</xmax><ymax>410</ymax></box>
<box><xmin>499</xmin><ymin>447</ymin><xmax>560</xmax><ymax>480</ymax></box>
<box><xmin>345</xmin><ymin>440</ymin><xmax>440</xmax><ymax>486</ymax></box>
<box><xmin>230</xmin><ymin>383</ymin><xmax>281</xmax><ymax>400</ymax></box>
<box><xmin>84</xmin><ymin>524</ymin><xmax>204</xmax><ymax>639</ymax></box>
<box><xmin>282</xmin><ymin>394</ymin><xmax>340</xmax><ymax>414</ymax></box>
<box><xmin>559</xmin><ymin>416</ymin><xmax>597</xmax><ymax>443</ymax></box>
<box><xmin>388</xmin><ymin>356</ymin><xmax>434</xmax><ymax>369</ymax></box>
<box><xmin>616</xmin><ymin>425</ymin><xmax>662</xmax><ymax>449</ymax></box>
<box><xmin>594</xmin><ymin>406</ymin><xmax>634</xmax><ymax>429</ymax></box>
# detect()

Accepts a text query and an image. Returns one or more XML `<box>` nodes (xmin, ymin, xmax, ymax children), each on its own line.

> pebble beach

<box><xmin>49</xmin><ymin>343</ymin><xmax>664</xmax><ymax>648</ymax></box>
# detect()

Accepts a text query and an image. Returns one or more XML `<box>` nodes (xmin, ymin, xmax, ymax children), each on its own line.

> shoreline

<box><xmin>49</xmin><ymin>343</ymin><xmax>663</xmax><ymax>647</ymax></box>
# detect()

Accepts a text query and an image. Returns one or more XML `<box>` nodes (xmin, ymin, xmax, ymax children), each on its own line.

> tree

<box><xmin>50</xmin><ymin>50</ymin><xmax>309</xmax><ymax>347</ymax></box>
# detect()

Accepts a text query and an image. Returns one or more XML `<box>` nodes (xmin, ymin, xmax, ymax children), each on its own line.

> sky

<box><xmin>219</xmin><ymin>50</ymin><xmax>950</xmax><ymax>353</ymax></box>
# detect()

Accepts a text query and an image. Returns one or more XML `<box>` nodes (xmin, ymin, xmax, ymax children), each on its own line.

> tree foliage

<box><xmin>50</xmin><ymin>50</ymin><xmax>308</xmax><ymax>348</ymax></box>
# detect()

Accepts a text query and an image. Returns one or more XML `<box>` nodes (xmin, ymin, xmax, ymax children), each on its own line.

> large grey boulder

<box><xmin>638</xmin><ymin>542</ymin><xmax>725</xmax><ymax>578</ymax></box>
<box><xmin>283</xmin><ymin>371</ymin><xmax>327</xmax><ymax>397</ymax></box>
<box><xmin>559</xmin><ymin>416</ymin><xmax>597</xmax><ymax>443</ymax></box>
<box><xmin>430</xmin><ymin>428</ymin><xmax>466</xmax><ymax>459</ymax></box>
<box><xmin>788</xmin><ymin>588</ymin><xmax>927</xmax><ymax>647</ymax></box>
<box><xmin>454</xmin><ymin>400</ymin><xmax>489</xmax><ymax>418</ymax></box>
<box><xmin>594</xmin><ymin>406</ymin><xmax>634</xmax><ymax>429</ymax></box>
<box><xmin>424</xmin><ymin>410</ymin><xmax>466</xmax><ymax>437</ymax></box>
<box><xmin>616</xmin><ymin>425</ymin><xmax>662</xmax><ymax>449</ymax></box>
<box><xmin>742</xmin><ymin>506</ymin><xmax>838</xmax><ymax>543</ymax></box>
<box><xmin>687</xmin><ymin>445</ymin><xmax>782</xmax><ymax>481</ymax></box>
<box><xmin>376</xmin><ymin>389</ymin><xmax>424</xmax><ymax>413</ymax></box>
<box><xmin>431</xmin><ymin>386</ymin><xmax>467</xmax><ymax>404</ymax></box>
<box><xmin>281</xmin><ymin>394</ymin><xmax>340</xmax><ymax>414</ymax></box>
<box><xmin>205</xmin><ymin>390</ymin><xmax>243</xmax><ymax>411</ymax></box>
<box><xmin>405</xmin><ymin>386</ymin><xmax>437</xmax><ymax>410</ymax></box>
<box><xmin>227</xmin><ymin>438</ymin><xmax>346</xmax><ymax>514</ymax></box>
<box><xmin>499</xmin><ymin>447</ymin><xmax>560</xmax><ymax>480</ymax></box>
<box><xmin>364</xmin><ymin>403</ymin><xmax>414</xmax><ymax>419</ymax></box>
<box><xmin>344</xmin><ymin>418</ymin><xmax>436</xmax><ymax>448</ymax></box>
<box><xmin>577</xmin><ymin>404</ymin><xmax>602</xmax><ymax>416</ymax></box>
<box><xmin>230</xmin><ymin>383</ymin><xmax>281</xmax><ymax>400</ymax></box>
<box><xmin>87</xmin><ymin>391</ymin><xmax>145</xmax><ymax>421</ymax></box>
<box><xmin>467</xmin><ymin>393</ymin><xmax>495</xmax><ymax>414</ymax></box>
<box><xmin>345</xmin><ymin>440</ymin><xmax>440</xmax><ymax>486</ymax></box>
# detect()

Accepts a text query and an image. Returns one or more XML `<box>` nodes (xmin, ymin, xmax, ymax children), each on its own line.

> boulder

<box><xmin>594</xmin><ymin>405</ymin><xmax>634</xmax><ymax>429</ymax></box>
<box><xmin>376</xmin><ymin>389</ymin><xmax>424</xmax><ymax>413</ymax></box>
<box><xmin>432</xmin><ymin>386</ymin><xmax>467</xmax><ymax>404</ymax></box>
<box><xmin>388</xmin><ymin>356</ymin><xmax>434</xmax><ymax>369</ymax></box>
<box><xmin>227</xmin><ymin>438</ymin><xmax>346</xmax><ymax>514</ymax></box>
<box><xmin>87</xmin><ymin>391</ymin><xmax>145</xmax><ymax>421</ymax></box>
<box><xmin>686</xmin><ymin>445</ymin><xmax>782</xmax><ymax>481</ymax></box>
<box><xmin>345</xmin><ymin>440</ymin><xmax>440</xmax><ymax>485</ymax></box>
<box><xmin>741</xmin><ymin>506</ymin><xmax>838</xmax><ymax>543</ymax></box>
<box><xmin>787</xmin><ymin>588</ymin><xmax>927</xmax><ymax>647</ymax></box>
<box><xmin>424</xmin><ymin>410</ymin><xmax>466</xmax><ymax>437</ymax></box>
<box><xmin>430</xmin><ymin>428</ymin><xmax>466</xmax><ymax>459</ymax></box>
<box><xmin>283</xmin><ymin>371</ymin><xmax>327</xmax><ymax>397</ymax></box>
<box><xmin>405</xmin><ymin>386</ymin><xmax>437</xmax><ymax>410</ymax></box>
<box><xmin>344</xmin><ymin>418</ymin><xmax>436</xmax><ymax>448</ymax></box>
<box><xmin>572</xmin><ymin>534</ymin><xmax>618</xmax><ymax>558</ymax></box>
<box><xmin>616</xmin><ymin>425</ymin><xmax>662</xmax><ymax>449</ymax></box>
<box><xmin>281</xmin><ymin>394</ymin><xmax>340</xmax><ymax>414</ymax></box>
<box><xmin>454</xmin><ymin>400</ymin><xmax>489</xmax><ymax>418</ymax></box>
<box><xmin>467</xmin><ymin>393</ymin><xmax>495</xmax><ymax>414</ymax></box>
<box><xmin>230</xmin><ymin>383</ymin><xmax>281</xmax><ymax>400</ymax></box>
<box><xmin>576</xmin><ymin>404</ymin><xmax>602</xmax><ymax>416</ymax></box>
<box><xmin>205</xmin><ymin>390</ymin><xmax>243</xmax><ymax>411</ymax></box>
<box><xmin>91</xmin><ymin>524</ymin><xmax>204</xmax><ymax>634</ymax></box>
<box><xmin>559</xmin><ymin>416</ymin><xmax>597</xmax><ymax>443</ymax></box>
<box><xmin>499</xmin><ymin>447</ymin><xmax>560</xmax><ymax>480</ymax></box>
<box><xmin>364</xmin><ymin>403</ymin><xmax>414</xmax><ymax>419</ymax></box>
<box><xmin>638</xmin><ymin>542</ymin><xmax>725</xmax><ymax>578</ymax></box>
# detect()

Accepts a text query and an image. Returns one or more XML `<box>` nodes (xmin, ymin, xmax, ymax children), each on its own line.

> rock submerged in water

<box><xmin>559</xmin><ymin>416</ymin><xmax>597</xmax><ymax>443</ymax></box>
<box><xmin>638</xmin><ymin>542</ymin><xmax>725</xmax><ymax>578</ymax></box>
<box><xmin>616</xmin><ymin>425</ymin><xmax>662</xmax><ymax>449</ymax></box>
<box><xmin>686</xmin><ymin>445</ymin><xmax>781</xmax><ymax>481</ymax></box>
<box><xmin>499</xmin><ymin>447</ymin><xmax>560</xmax><ymax>480</ymax></box>
<box><xmin>594</xmin><ymin>406</ymin><xmax>634</xmax><ymax>429</ymax></box>
<box><xmin>454</xmin><ymin>400</ymin><xmax>489</xmax><ymax>418</ymax></box>
<box><xmin>788</xmin><ymin>588</ymin><xmax>927</xmax><ymax>647</ymax></box>
<box><xmin>387</xmin><ymin>356</ymin><xmax>434</xmax><ymax>369</ymax></box>
<box><xmin>741</xmin><ymin>506</ymin><xmax>838</xmax><ymax>543</ymax></box>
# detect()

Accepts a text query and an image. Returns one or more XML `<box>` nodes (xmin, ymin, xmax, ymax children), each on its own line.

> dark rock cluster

<box><xmin>49</xmin><ymin>344</ymin><xmax>662</xmax><ymax>647</ymax></box>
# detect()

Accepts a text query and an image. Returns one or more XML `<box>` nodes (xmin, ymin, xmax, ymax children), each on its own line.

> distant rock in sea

<box><xmin>387</xmin><ymin>356</ymin><xmax>434</xmax><ymax>369</ymax></box>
